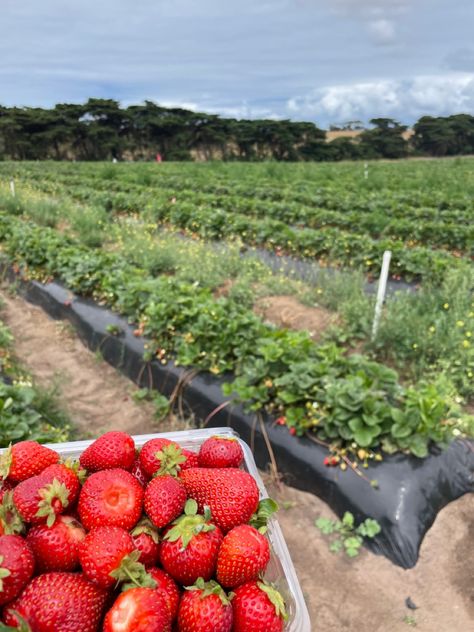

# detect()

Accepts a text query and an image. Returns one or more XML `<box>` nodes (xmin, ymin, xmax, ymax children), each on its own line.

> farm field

<box><xmin>0</xmin><ymin>289</ymin><xmax>472</xmax><ymax>631</ymax></box>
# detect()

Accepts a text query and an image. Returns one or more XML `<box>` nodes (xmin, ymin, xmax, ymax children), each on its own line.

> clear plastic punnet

<box><xmin>41</xmin><ymin>427</ymin><xmax>312</xmax><ymax>631</ymax></box>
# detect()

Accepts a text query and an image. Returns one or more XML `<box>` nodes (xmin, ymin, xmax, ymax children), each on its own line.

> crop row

<box><xmin>0</xmin><ymin>211</ymin><xmax>468</xmax><ymax>457</ymax></box>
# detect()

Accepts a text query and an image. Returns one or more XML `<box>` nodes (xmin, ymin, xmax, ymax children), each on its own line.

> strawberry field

<box><xmin>0</xmin><ymin>158</ymin><xmax>473</xmax><ymax>629</ymax></box>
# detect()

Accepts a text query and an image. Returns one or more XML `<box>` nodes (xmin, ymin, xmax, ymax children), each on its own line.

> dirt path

<box><xmin>267</xmin><ymin>480</ymin><xmax>473</xmax><ymax>631</ymax></box>
<box><xmin>2</xmin><ymin>290</ymin><xmax>472</xmax><ymax>631</ymax></box>
<box><xmin>0</xmin><ymin>289</ymin><xmax>174</xmax><ymax>438</ymax></box>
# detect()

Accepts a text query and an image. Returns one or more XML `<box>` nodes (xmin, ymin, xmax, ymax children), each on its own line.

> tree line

<box><xmin>1</xmin><ymin>99</ymin><xmax>473</xmax><ymax>161</ymax></box>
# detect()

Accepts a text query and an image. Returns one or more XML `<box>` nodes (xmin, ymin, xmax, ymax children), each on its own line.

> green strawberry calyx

<box><xmin>0</xmin><ymin>445</ymin><xmax>13</xmax><ymax>480</ymax></box>
<box><xmin>36</xmin><ymin>478</ymin><xmax>70</xmax><ymax>527</ymax></box>
<box><xmin>61</xmin><ymin>458</ymin><xmax>87</xmax><ymax>484</ymax></box>
<box><xmin>0</xmin><ymin>612</ymin><xmax>31</xmax><ymax>631</ymax></box>
<box><xmin>0</xmin><ymin>555</ymin><xmax>12</xmax><ymax>592</ymax></box>
<box><xmin>257</xmin><ymin>580</ymin><xmax>288</xmax><ymax>621</ymax></box>
<box><xmin>185</xmin><ymin>577</ymin><xmax>231</xmax><ymax>606</ymax></box>
<box><xmin>164</xmin><ymin>499</ymin><xmax>215</xmax><ymax>548</ymax></box>
<box><xmin>0</xmin><ymin>491</ymin><xmax>24</xmax><ymax>535</ymax></box>
<box><xmin>110</xmin><ymin>550</ymin><xmax>157</xmax><ymax>592</ymax></box>
<box><xmin>131</xmin><ymin>517</ymin><xmax>160</xmax><ymax>544</ymax></box>
<box><xmin>249</xmin><ymin>498</ymin><xmax>279</xmax><ymax>534</ymax></box>
<box><xmin>154</xmin><ymin>444</ymin><xmax>186</xmax><ymax>477</ymax></box>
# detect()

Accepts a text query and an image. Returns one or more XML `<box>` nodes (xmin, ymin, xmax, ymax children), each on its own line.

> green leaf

<box><xmin>315</xmin><ymin>517</ymin><xmax>335</xmax><ymax>535</ymax></box>
<box><xmin>357</xmin><ymin>518</ymin><xmax>381</xmax><ymax>538</ymax></box>
<box><xmin>342</xmin><ymin>512</ymin><xmax>354</xmax><ymax>528</ymax></box>
<box><xmin>329</xmin><ymin>540</ymin><xmax>342</xmax><ymax>553</ymax></box>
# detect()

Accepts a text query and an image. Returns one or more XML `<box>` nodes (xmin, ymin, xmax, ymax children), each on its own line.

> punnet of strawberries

<box><xmin>0</xmin><ymin>432</ymin><xmax>289</xmax><ymax>631</ymax></box>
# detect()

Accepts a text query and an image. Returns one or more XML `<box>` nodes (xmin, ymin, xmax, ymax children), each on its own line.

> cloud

<box><xmin>287</xmin><ymin>73</ymin><xmax>474</xmax><ymax>124</ymax></box>
<box><xmin>368</xmin><ymin>19</ymin><xmax>396</xmax><ymax>45</ymax></box>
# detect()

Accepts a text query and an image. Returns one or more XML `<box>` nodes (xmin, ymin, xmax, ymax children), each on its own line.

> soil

<box><xmin>2</xmin><ymin>289</ymin><xmax>473</xmax><ymax>631</ymax></box>
<box><xmin>254</xmin><ymin>295</ymin><xmax>337</xmax><ymax>340</ymax></box>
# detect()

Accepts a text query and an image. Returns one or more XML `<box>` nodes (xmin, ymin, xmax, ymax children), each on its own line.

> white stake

<box><xmin>9</xmin><ymin>179</ymin><xmax>15</xmax><ymax>197</ymax></box>
<box><xmin>372</xmin><ymin>250</ymin><xmax>392</xmax><ymax>339</ymax></box>
<box><xmin>364</xmin><ymin>162</ymin><xmax>369</xmax><ymax>180</ymax></box>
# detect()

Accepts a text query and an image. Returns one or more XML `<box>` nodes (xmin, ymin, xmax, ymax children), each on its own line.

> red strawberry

<box><xmin>139</xmin><ymin>439</ymin><xmax>185</xmax><ymax>478</ymax></box>
<box><xmin>78</xmin><ymin>468</ymin><xmax>143</xmax><ymax>531</ymax></box>
<box><xmin>41</xmin><ymin>463</ymin><xmax>81</xmax><ymax>506</ymax></box>
<box><xmin>144</xmin><ymin>474</ymin><xmax>186</xmax><ymax>529</ymax></box>
<box><xmin>131</xmin><ymin>517</ymin><xmax>160</xmax><ymax>567</ymax></box>
<box><xmin>181</xmin><ymin>449</ymin><xmax>199</xmax><ymax>471</ymax></box>
<box><xmin>231</xmin><ymin>580</ymin><xmax>287</xmax><ymax>632</ymax></box>
<box><xmin>0</xmin><ymin>480</ymin><xmax>15</xmax><ymax>504</ymax></box>
<box><xmin>159</xmin><ymin>500</ymin><xmax>223</xmax><ymax>586</ymax></box>
<box><xmin>177</xmin><ymin>578</ymin><xmax>233</xmax><ymax>632</ymax></box>
<box><xmin>179</xmin><ymin>468</ymin><xmax>259</xmax><ymax>533</ymax></box>
<box><xmin>0</xmin><ymin>441</ymin><xmax>59</xmax><ymax>483</ymax></box>
<box><xmin>103</xmin><ymin>586</ymin><xmax>171</xmax><ymax>632</ymax></box>
<box><xmin>148</xmin><ymin>567</ymin><xmax>181</xmax><ymax>622</ymax></box>
<box><xmin>216</xmin><ymin>524</ymin><xmax>270</xmax><ymax>588</ymax></box>
<box><xmin>26</xmin><ymin>515</ymin><xmax>86</xmax><ymax>572</ymax></box>
<box><xmin>198</xmin><ymin>437</ymin><xmax>244</xmax><ymax>468</ymax></box>
<box><xmin>13</xmin><ymin>472</ymin><xmax>71</xmax><ymax>527</ymax></box>
<box><xmin>3</xmin><ymin>571</ymin><xmax>108</xmax><ymax>631</ymax></box>
<box><xmin>79</xmin><ymin>431</ymin><xmax>135</xmax><ymax>472</ymax></box>
<box><xmin>131</xmin><ymin>457</ymin><xmax>149</xmax><ymax>486</ymax></box>
<box><xmin>79</xmin><ymin>525</ymin><xmax>152</xmax><ymax>590</ymax></box>
<box><xmin>0</xmin><ymin>534</ymin><xmax>35</xmax><ymax>606</ymax></box>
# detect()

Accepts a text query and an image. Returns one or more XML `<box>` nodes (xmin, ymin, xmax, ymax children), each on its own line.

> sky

<box><xmin>1</xmin><ymin>0</ymin><xmax>474</xmax><ymax>128</ymax></box>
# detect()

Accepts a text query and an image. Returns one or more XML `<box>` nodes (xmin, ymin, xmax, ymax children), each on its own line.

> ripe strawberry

<box><xmin>159</xmin><ymin>500</ymin><xmax>223</xmax><ymax>586</ymax></box>
<box><xmin>79</xmin><ymin>431</ymin><xmax>135</xmax><ymax>472</ymax></box>
<box><xmin>0</xmin><ymin>441</ymin><xmax>59</xmax><ymax>483</ymax></box>
<box><xmin>216</xmin><ymin>524</ymin><xmax>270</xmax><ymax>588</ymax></box>
<box><xmin>179</xmin><ymin>468</ymin><xmax>259</xmax><ymax>533</ymax></box>
<box><xmin>3</xmin><ymin>571</ymin><xmax>108</xmax><ymax>632</ymax></box>
<box><xmin>148</xmin><ymin>567</ymin><xmax>181</xmax><ymax>622</ymax></box>
<box><xmin>79</xmin><ymin>525</ymin><xmax>152</xmax><ymax>590</ymax></box>
<box><xmin>144</xmin><ymin>474</ymin><xmax>186</xmax><ymax>529</ymax></box>
<box><xmin>41</xmin><ymin>463</ymin><xmax>81</xmax><ymax>506</ymax></box>
<box><xmin>103</xmin><ymin>586</ymin><xmax>171</xmax><ymax>632</ymax></box>
<box><xmin>131</xmin><ymin>517</ymin><xmax>160</xmax><ymax>567</ymax></box>
<box><xmin>78</xmin><ymin>468</ymin><xmax>143</xmax><ymax>530</ymax></box>
<box><xmin>13</xmin><ymin>472</ymin><xmax>71</xmax><ymax>527</ymax></box>
<box><xmin>198</xmin><ymin>437</ymin><xmax>244</xmax><ymax>469</ymax></box>
<box><xmin>0</xmin><ymin>534</ymin><xmax>35</xmax><ymax>606</ymax></box>
<box><xmin>131</xmin><ymin>457</ymin><xmax>149</xmax><ymax>486</ymax></box>
<box><xmin>26</xmin><ymin>515</ymin><xmax>86</xmax><ymax>572</ymax></box>
<box><xmin>231</xmin><ymin>580</ymin><xmax>287</xmax><ymax>632</ymax></box>
<box><xmin>177</xmin><ymin>578</ymin><xmax>233</xmax><ymax>632</ymax></box>
<box><xmin>139</xmin><ymin>439</ymin><xmax>186</xmax><ymax>478</ymax></box>
<box><xmin>181</xmin><ymin>449</ymin><xmax>199</xmax><ymax>470</ymax></box>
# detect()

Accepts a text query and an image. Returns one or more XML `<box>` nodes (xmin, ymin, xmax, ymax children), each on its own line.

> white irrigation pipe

<box><xmin>372</xmin><ymin>250</ymin><xmax>392</xmax><ymax>340</ymax></box>
<box><xmin>9</xmin><ymin>179</ymin><xmax>15</xmax><ymax>197</ymax></box>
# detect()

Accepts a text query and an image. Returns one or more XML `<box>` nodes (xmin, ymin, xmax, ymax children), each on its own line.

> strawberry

<box><xmin>0</xmin><ymin>534</ymin><xmax>35</xmax><ymax>606</ymax></box>
<box><xmin>231</xmin><ymin>580</ymin><xmax>287</xmax><ymax>632</ymax></box>
<box><xmin>159</xmin><ymin>500</ymin><xmax>223</xmax><ymax>586</ymax></box>
<box><xmin>139</xmin><ymin>439</ymin><xmax>186</xmax><ymax>478</ymax></box>
<box><xmin>13</xmin><ymin>472</ymin><xmax>71</xmax><ymax>527</ymax></box>
<box><xmin>216</xmin><ymin>524</ymin><xmax>270</xmax><ymax>588</ymax></box>
<box><xmin>197</xmin><ymin>437</ymin><xmax>244</xmax><ymax>469</ymax></box>
<box><xmin>26</xmin><ymin>514</ymin><xmax>86</xmax><ymax>572</ymax></box>
<box><xmin>79</xmin><ymin>431</ymin><xmax>135</xmax><ymax>472</ymax></box>
<box><xmin>181</xmin><ymin>449</ymin><xmax>199</xmax><ymax>470</ymax></box>
<box><xmin>144</xmin><ymin>474</ymin><xmax>186</xmax><ymax>529</ymax></box>
<box><xmin>3</xmin><ymin>571</ymin><xmax>108</xmax><ymax>632</ymax></box>
<box><xmin>78</xmin><ymin>468</ymin><xmax>143</xmax><ymax>531</ymax></box>
<box><xmin>179</xmin><ymin>468</ymin><xmax>259</xmax><ymax>533</ymax></box>
<box><xmin>0</xmin><ymin>441</ymin><xmax>59</xmax><ymax>483</ymax></box>
<box><xmin>177</xmin><ymin>578</ymin><xmax>233</xmax><ymax>632</ymax></box>
<box><xmin>148</xmin><ymin>567</ymin><xmax>181</xmax><ymax>622</ymax></box>
<box><xmin>103</xmin><ymin>586</ymin><xmax>171</xmax><ymax>632</ymax></box>
<box><xmin>131</xmin><ymin>517</ymin><xmax>160</xmax><ymax>567</ymax></box>
<box><xmin>0</xmin><ymin>479</ymin><xmax>15</xmax><ymax>504</ymax></box>
<box><xmin>131</xmin><ymin>457</ymin><xmax>149</xmax><ymax>487</ymax></box>
<box><xmin>79</xmin><ymin>525</ymin><xmax>153</xmax><ymax>590</ymax></box>
<box><xmin>40</xmin><ymin>463</ymin><xmax>81</xmax><ymax>506</ymax></box>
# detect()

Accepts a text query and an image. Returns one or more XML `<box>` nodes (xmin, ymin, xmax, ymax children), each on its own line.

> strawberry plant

<box><xmin>315</xmin><ymin>511</ymin><xmax>381</xmax><ymax>557</ymax></box>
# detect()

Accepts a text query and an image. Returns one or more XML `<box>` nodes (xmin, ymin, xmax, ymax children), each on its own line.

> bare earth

<box><xmin>2</xmin><ymin>290</ymin><xmax>473</xmax><ymax>631</ymax></box>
